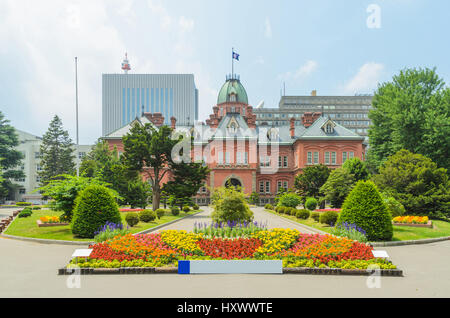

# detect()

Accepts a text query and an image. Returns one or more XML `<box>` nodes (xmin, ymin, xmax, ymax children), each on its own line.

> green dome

<box><xmin>217</xmin><ymin>78</ymin><xmax>248</xmax><ymax>105</ymax></box>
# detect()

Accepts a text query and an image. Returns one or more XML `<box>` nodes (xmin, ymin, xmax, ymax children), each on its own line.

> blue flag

<box><xmin>232</xmin><ymin>51</ymin><xmax>240</xmax><ymax>61</ymax></box>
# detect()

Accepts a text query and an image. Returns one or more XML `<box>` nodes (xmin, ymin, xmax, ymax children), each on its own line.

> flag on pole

<box><xmin>232</xmin><ymin>51</ymin><xmax>240</xmax><ymax>61</ymax></box>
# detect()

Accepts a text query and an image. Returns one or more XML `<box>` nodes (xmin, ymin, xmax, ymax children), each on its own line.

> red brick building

<box><xmin>104</xmin><ymin>75</ymin><xmax>366</xmax><ymax>205</ymax></box>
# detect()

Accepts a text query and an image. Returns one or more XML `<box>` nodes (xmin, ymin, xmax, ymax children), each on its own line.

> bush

<box><xmin>32</xmin><ymin>206</ymin><xmax>42</xmax><ymax>210</ymax></box>
<box><xmin>18</xmin><ymin>210</ymin><xmax>32</xmax><ymax>218</ymax></box>
<box><xmin>277</xmin><ymin>206</ymin><xmax>284</xmax><ymax>214</ymax></box>
<box><xmin>171</xmin><ymin>206</ymin><xmax>180</xmax><ymax>216</ymax></box>
<box><xmin>16</xmin><ymin>202</ymin><xmax>32</xmax><ymax>206</ymax></box>
<box><xmin>155</xmin><ymin>209</ymin><xmax>165</xmax><ymax>219</ymax></box>
<box><xmin>211</xmin><ymin>187</ymin><xmax>253</xmax><ymax>223</ymax></box>
<box><xmin>192</xmin><ymin>204</ymin><xmax>200</xmax><ymax>210</ymax></box>
<box><xmin>277</xmin><ymin>192</ymin><xmax>302</xmax><ymax>208</ymax></box>
<box><xmin>265</xmin><ymin>204</ymin><xmax>274</xmax><ymax>210</ymax></box>
<box><xmin>311</xmin><ymin>212</ymin><xmax>320</xmax><ymax>222</ymax></box>
<box><xmin>320</xmin><ymin>211</ymin><xmax>339</xmax><ymax>226</ymax></box>
<box><xmin>296</xmin><ymin>209</ymin><xmax>310</xmax><ymax>220</ymax></box>
<box><xmin>320</xmin><ymin>168</ymin><xmax>355</xmax><ymax>208</ymax></box>
<box><xmin>288</xmin><ymin>207</ymin><xmax>297</xmax><ymax>216</ymax></box>
<box><xmin>125</xmin><ymin>213</ymin><xmax>139</xmax><ymax>227</ymax></box>
<box><xmin>383</xmin><ymin>196</ymin><xmax>406</xmax><ymax>217</ymax></box>
<box><xmin>305</xmin><ymin>197</ymin><xmax>318</xmax><ymax>211</ymax></box>
<box><xmin>183</xmin><ymin>206</ymin><xmax>191</xmax><ymax>213</ymax></box>
<box><xmin>138</xmin><ymin>210</ymin><xmax>156</xmax><ymax>223</ymax></box>
<box><xmin>338</xmin><ymin>180</ymin><xmax>393</xmax><ymax>241</ymax></box>
<box><xmin>71</xmin><ymin>185</ymin><xmax>122</xmax><ymax>238</ymax></box>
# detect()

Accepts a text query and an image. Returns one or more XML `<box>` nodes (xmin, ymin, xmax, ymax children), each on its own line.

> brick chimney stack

<box><xmin>301</xmin><ymin>112</ymin><xmax>322</xmax><ymax>128</ymax></box>
<box><xmin>144</xmin><ymin>112</ymin><xmax>165</xmax><ymax>127</ymax></box>
<box><xmin>290</xmin><ymin>117</ymin><xmax>295</xmax><ymax>138</ymax></box>
<box><xmin>170</xmin><ymin>116</ymin><xmax>177</xmax><ymax>129</ymax></box>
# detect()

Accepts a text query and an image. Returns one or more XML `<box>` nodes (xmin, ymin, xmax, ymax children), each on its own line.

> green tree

<box><xmin>320</xmin><ymin>168</ymin><xmax>355</xmax><ymax>208</ymax></box>
<box><xmin>342</xmin><ymin>157</ymin><xmax>370</xmax><ymax>182</ymax></box>
<box><xmin>211</xmin><ymin>187</ymin><xmax>253</xmax><ymax>223</ymax></box>
<box><xmin>71</xmin><ymin>185</ymin><xmax>122</xmax><ymax>238</ymax></box>
<box><xmin>248</xmin><ymin>191</ymin><xmax>260</xmax><ymax>205</ymax></box>
<box><xmin>126</xmin><ymin>178</ymin><xmax>151</xmax><ymax>208</ymax></box>
<box><xmin>372</xmin><ymin>149</ymin><xmax>450</xmax><ymax>218</ymax></box>
<box><xmin>39</xmin><ymin>115</ymin><xmax>75</xmax><ymax>185</ymax></box>
<box><xmin>38</xmin><ymin>174</ymin><xmax>119</xmax><ymax>221</ymax></box>
<box><xmin>338</xmin><ymin>180</ymin><xmax>393</xmax><ymax>242</ymax></box>
<box><xmin>294</xmin><ymin>164</ymin><xmax>331</xmax><ymax>199</ymax></box>
<box><xmin>277</xmin><ymin>192</ymin><xmax>302</xmax><ymax>208</ymax></box>
<box><xmin>162</xmin><ymin>161</ymin><xmax>209</xmax><ymax>209</ymax></box>
<box><xmin>368</xmin><ymin>67</ymin><xmax>450</xmax><ymax>170</ymax></box>
<box><xmin>0</xmin><ymin>111</ymin><xmax>24</xmax><ymax>200</ymax></box>
<box><xmin>122</xmin><ymin>123</ymin><xmax>179</xmax><ymax>210</ymax></box>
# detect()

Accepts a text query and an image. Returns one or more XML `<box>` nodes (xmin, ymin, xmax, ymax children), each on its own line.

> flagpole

<box><xmin>231</xmin><ymin>47</ymin><xmax>234</xmax><ymax>79</ymax></box>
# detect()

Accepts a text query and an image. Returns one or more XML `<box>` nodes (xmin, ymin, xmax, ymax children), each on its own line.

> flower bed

<box><xmin>393</xmin><ymin>216</ymin><xmax>432</xmax><ymax>228</ymax></box>
<box><xmin>66</xmin><ymin>229</ymin><xmax>397</xmax><ymax>271</ymax></box>
<box><xmin>36</xmin><ymin>216</ymin><xmax>69</xmax><ymax>227</ymax></box>
<box><xmin>315</xmin><ymin>209</ymin><xmax>341</xmax><ymax>213</ymax></box>
<box><xmin>119</xmin><ymin>208</ymin><xmax>144</xmax><ymax>212</ymax></box>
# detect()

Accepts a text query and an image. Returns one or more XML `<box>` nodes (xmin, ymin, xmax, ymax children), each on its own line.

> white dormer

<box><xmin>321</xmin><ymin>119</ymin><xmax>336</xmax><ymax>134</ymax></box>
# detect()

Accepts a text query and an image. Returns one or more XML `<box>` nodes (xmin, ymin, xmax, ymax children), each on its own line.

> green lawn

<box><xmin>4</xmin><ymin>209</ymin><xmax>200</xmax><ymax>242</ymax></box>
<box><xmin>264</xmin><ymin>209</ymin><xmax>450</xmax><ymax>241</ymax></box>
<box><xmin>392</xmin><ymin>220</ymin><xmax>450</xmax><ymax>241</ymax></box>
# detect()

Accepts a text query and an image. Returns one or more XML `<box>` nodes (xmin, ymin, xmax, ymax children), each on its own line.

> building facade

<box><xmin>7</xmin><ymin>129</ymin><xmax>92</xmax><ymax>203</ymax></box>
<box><xmin>253</xmin><ymin>92</ymin><xmax>373</xmax><ymax>139</ymax></box>
<box><xmin>102</xmin><ymin>74</ymin><xmax>199</xmax><ymax>136</ymax></box>
<box><xmin>103</xmin><ymin>76</ymin><xmax>367</xmax><ymax>206</ymax></box>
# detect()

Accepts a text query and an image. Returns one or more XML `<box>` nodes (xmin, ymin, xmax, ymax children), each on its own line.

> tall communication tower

<box><xmin>121</xmin><ymin>52</ymin><xmax>131</xmax><ymax>74</ymax></box>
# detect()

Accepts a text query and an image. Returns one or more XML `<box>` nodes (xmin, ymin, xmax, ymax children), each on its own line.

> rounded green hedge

<box><xmin>182</xmin><ymin>206</ymin><xmax>191</xmax><ymax>213</ymax></box>
<box><xmin>320</xmin><ymin>211</ymin><xmax>338</xmax><ymax>225</ymax></box>
<box><xmin>311</xmin><ymin>212</ymin><xmax>320</xmax><ymax>222</ymax></box>
<box><xmin>265</xmin><ymin>203</ymin><xmax>274</xmax><ymax>210</ymax></box>
<box><xmin>171</xmin><ymin>206</ymin><xmax>180</xmax><ymax>216</ymax></box>
<box><xmin>192</xmin><ymin>204</ymin><xmax>200</xmax><ymax>210</ymax></box>
<box><xmin>138</xmin><ymin>210</ymin><xmax>156</xmax><ymax>223</ymax></box>
<box><xmin>155</xmin><ymin>209</ymin><xmax>165</xmax><ymax>219</ymax></box>
<box><xmin>71</xmin><ymin>185</ymin><xmax>121</xmax><ymax>238</ymax></box>
<box><xmin>338</xmin><ymin>180</ymin><xmax>393</xmax><ymax>241</ymax></box>
<box><xmin>125</xmin><ymin>213</ymin><xmax>139</xmax><ymax>227</ymax></box>
<box><xmin>296</xmin><ymin>209</ymin><xmax>310</xmax><ymax>220</ymax></box>
<box><xmin>305</xmin><ymin>197</ymin><xmax>318</xmax><ymax>211</ymax></box>
<box><xmin>18</xmin><ymin>210</ymin><xmax>32</xmax><ymax>218</ymax></box>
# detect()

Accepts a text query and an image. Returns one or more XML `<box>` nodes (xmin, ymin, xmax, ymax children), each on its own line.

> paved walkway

<box><xmin>1</xmin><ymin>205</ymin><xmax>450</xmax><ymax>297</ymax></box>
<box><xmin>153</xmin><ymin>206</ymin><xmax>317</xmax><ymax>234</ymax></box>
<box><xmin>0</xmin><ymin>235</ymin><xmax>449</xmax><ymax>297</ymax></box>
<box><xmin>0</xmin><ymin>208</ymin><xmax>17</xmax><ymax>221</ymax></box>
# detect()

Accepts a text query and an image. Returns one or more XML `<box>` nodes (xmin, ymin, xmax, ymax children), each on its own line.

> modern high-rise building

<box><xmin>102</xmin><ymin>73</ymin><xmax>199</xmax><ymax>136</ymax></box>
<box><xmin>253</xmin><ymin>91</ymin><xmax>373</xmax><ymax>139</ymax></box>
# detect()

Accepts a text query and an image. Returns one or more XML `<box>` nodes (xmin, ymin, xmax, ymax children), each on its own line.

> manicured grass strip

<box><xmin>264</xmin><ymin>209</ymin><xmax>333</xmax><ymax>233</ymax></box>
<box><xmin>392</xmin><ymin>220</ymin><xmax>450</xmax><ymax>241</ymax></box>
<box><xmin>4</xmin><ymin>210</ymin><xmax>200</xmax><ymax>242</ymax></box>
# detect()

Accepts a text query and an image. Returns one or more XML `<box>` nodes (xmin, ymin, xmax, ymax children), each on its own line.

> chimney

<box><xmin>144</xmin><ymin>112</ymin><xmax>164</xmax><ymax>127</ymax></box>
<box><xmin>311</xmin><ymin>90</ymin><xmax>317</xmax><ymax>97</ymax></box>
<box><xmin>301</xmin><ymin>112</ymin><xmax>322</xmax><ymax>128</ymax></box>
<box><xmin>290</xmin><ymin>117</ymin><xmax>295</xmax><ymax>138</ymax></box>
<box><xmin>170</xmin><ymin>116</ymin><xmax>177</xmax><ymax>129</ymax></box>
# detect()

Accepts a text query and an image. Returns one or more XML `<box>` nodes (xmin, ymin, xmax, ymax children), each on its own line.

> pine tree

<box><xmin>0</xmin><ymin>111</ymin><xmax>24</xmax><ymax>200</ymax></box>
<box><xmin>38</xmin><ymin>115</ymin><xmax>75</xmax><ymax>185</ymax></box>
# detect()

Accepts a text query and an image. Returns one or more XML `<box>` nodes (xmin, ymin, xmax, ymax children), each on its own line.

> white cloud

<box><xmin>179</xmin><ymin>16</ymin><xmax>194</xmax><ymax>33</ymax></box>
<box><xmin>148</xmin><ymin>0</ymin><xmax>172</xmax><ymax>30</ymax></box>
<box><xmin>254</xmin><ymin>56</ymin><xmax>265</xmax><ymax>65</ymax></box>
<box><xmin>264</xmin><ymin>18</ymin><xmax>272</xmax><ymax>39</ymax></box>
<box><xmin>343</xmin><ymin>62</ymin><xmax>384</xmax><ymax>94</ymax></box>
<box><xmin>278</xmin><ymin>60</ymin><xmax>318</xmax><ymax>81</ymax></box>
<box><xmin>0</xmin><ymin>1</ymin><xmax>128</xmax><ymax>144</ymax></box>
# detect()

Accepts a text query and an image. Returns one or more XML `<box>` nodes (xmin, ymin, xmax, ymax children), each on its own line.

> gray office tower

<box><xmin>253</xmin><ymin>91</ymin><xmax>373</xmax><ymax>138</ymax></box>
<box><xmin>102</xmin><ymin>74</ymin><xmax>198</xmax><ymax>136</ymax></box>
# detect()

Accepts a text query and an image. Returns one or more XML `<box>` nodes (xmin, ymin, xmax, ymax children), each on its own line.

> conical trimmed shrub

<box><xmin>338</xmin><ymin>180</ymin><xmax>393</xmax><ymax>241</ymax></box>
<box><xmin>71</xmin><ymin>185</ymin><xmax>122</xmax><ymax>238</ymax></box>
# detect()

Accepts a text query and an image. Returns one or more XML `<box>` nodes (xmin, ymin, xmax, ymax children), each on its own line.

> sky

<box><xmin>0</xmin><ymin>0</ymin><xmax>449</xmax><ymax>145</ymax></box>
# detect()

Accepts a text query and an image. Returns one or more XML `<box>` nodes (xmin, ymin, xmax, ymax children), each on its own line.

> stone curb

<box><xmin>370</xmin><ymin>236</ymin><xmax>450</xmax><ymax>247</ymax></box>
<box><xmin>0</xmin><ymin>210</ymin><xmax>204</xmax><ymax>246</ymax></box>
<box><xmin>135</xmin><ymin>210</ymin><xmax>204</xmax><ymax>234</ymax></box>
<box><xmin>261</xmin><ymin>209</ymin><xmax>328</xmax><ymax>235</ymax></box>
<box><xmin>283</xmin><ymin>267</ymin><xmax>403</xmax><ymax>276</ymax></box>
<box><xmin>57</xmin><ymin>266</ymin><xmax>402</xmax><ymax>276</ymax></box>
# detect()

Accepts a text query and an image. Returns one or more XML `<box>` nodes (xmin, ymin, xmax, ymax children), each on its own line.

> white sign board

<box><xmin>372</xmin><ymin>250</ymin><xmax>389</xmax><ymax>258</ymax></box>
<box><xmin>184</xmin><ymin>260</ymin><xmax>282</xmax><ymax>274</ymax></box>
<box><xmin>71</xmin><ymin>249</ymin><xmax>93</xmax><ymax>258</ymax></box>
